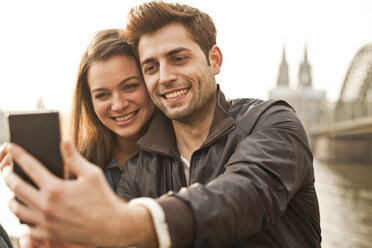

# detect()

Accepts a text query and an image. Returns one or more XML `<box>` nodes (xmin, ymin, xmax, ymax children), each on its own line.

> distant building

<box><xmin>269</xmin><ymin>45</ymin><xmax>327</xmax><ymax>131</ymax></box>
<box><xmin>0</xmin><ymin>110</ymin><xmax>7</xmax><ymax>143</ymax></box>
<box><xmin>277</xmin><ymin>47</ymin><xmax>290</xmax><ymax>87</ymax></box>
<box><xmin>36</xmin><ymin>97</ymin><xmax>45</xmax><ymax>110</ymax></box>
<box><xmin>0</xmin><ymin>97</ymin><xmax>46</xmax><ymax>144</ymax></box>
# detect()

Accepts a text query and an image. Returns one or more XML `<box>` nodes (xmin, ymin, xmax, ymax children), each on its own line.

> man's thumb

<box><xmin>60</xmin><ymin>140</ymin><xmax>93</xmax><ymax>177</ymax></box>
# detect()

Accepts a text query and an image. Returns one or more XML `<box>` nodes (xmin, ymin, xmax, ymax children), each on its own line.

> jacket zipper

<box><xmin>188</xmin><ymin>125</ymin><xmax>236</xmax><ymax>185</ymax></box>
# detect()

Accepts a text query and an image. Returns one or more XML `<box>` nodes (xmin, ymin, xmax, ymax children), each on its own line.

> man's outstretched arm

<box><xmin>0</xmin><ymin>141</ymin><xmax>158</xmax><ymax>248</ymax></box>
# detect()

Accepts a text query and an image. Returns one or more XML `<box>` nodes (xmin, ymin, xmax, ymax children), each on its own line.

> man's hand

<box><xmin>0</xmin><ymin>143</ymin><xmax>12</xmax><ymax>171</ymax></box>
<box><xmin>1</xmin><ymin>141</ymin><xmax>157</xmax><ymax>247</ymax></box>
<box><xmin>19</xmin><ymin>233</ymin><xmax>95</xmax><ymax>248</ymax></box>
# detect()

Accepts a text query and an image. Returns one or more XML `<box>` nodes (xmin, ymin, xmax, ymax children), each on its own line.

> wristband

<box><xmin>129</xmin><ymin>197</ymin><xmax>171</xmax><ymax>248</ymax></box>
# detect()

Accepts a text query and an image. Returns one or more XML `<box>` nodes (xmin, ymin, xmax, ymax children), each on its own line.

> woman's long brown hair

<box><xmin>67</xmin><ymin>29</ymin><xmax>139</xmax><ymax>168</ymax></box>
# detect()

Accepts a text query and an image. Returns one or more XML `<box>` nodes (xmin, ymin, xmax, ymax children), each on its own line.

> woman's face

<box><xmin>87</xmin><ymin>55</ymin><xmax>155</xmax><ymax>141</ymax></box>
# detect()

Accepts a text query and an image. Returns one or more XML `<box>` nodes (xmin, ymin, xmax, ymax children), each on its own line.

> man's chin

<box><xmin>162</xmin><ymin>108</ymin><xmax>195</xmax><ymax>122</ymax></box>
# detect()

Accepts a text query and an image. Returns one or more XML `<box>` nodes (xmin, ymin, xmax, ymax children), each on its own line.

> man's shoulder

<box><xmin>228</xmin><ymin>98</ymin><xmax>294</xmax><ymax>119</ymax></box>
<box><xmin>226</xmin><ymin>97</ymin><xmax>307</xmax><ymax>142</ymax></box>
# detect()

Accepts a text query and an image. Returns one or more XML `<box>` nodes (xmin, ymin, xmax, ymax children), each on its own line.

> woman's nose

<box><xmin>111</xmin><ymin>93</ymin><xmax>129</xmax><ymax>111</ymax></box>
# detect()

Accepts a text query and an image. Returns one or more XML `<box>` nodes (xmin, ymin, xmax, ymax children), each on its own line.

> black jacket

<box><xmin>0</xmin><ymin>224</ymin><xmax>13</xmax><ymax>248</ymax></box>
<box><xmin>117</xmin><ymin>88</ymin><xmax>321</xmax><ymax>247</ymax></box>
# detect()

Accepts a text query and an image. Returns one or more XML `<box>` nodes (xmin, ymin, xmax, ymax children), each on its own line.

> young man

<box><xmin>116</xmin><ymin>1</ymin><xmax>321</xmax><ymax>247</ymax></box>
<box><xmin>1</xmin><ymin>1</ymin><xmax>321</xmax><ymax>247</ymax></box>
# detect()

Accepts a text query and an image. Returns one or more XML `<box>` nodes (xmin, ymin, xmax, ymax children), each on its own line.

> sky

<box><xmin>1</xmin><ymin>0</ymin><xmax>372</xmax><ymax>114</ymax></box>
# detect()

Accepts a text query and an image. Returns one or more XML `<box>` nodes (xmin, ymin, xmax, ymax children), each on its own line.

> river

<box><xmin>1</xmin><ymin>160</ymin><xmax>372</xmax><ymax>247</ymax></box>
<box><xmin>314</xmin><ymin>160</ymin><xmax>372</xmax><ymax>248</ymax></box>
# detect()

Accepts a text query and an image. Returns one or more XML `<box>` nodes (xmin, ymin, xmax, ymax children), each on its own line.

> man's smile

<box><xmin>162</xmin><ymin>88</ymin><xmax>190</xmax><ymax>100</ymax></box>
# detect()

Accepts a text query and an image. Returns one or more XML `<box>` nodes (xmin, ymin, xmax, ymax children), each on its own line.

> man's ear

<box><xmin>209</xmin><ymin>45</ymin><xmax>223</xmax><ymax>75</ymax></box>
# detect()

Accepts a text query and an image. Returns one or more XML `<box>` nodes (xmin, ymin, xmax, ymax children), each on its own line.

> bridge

<box><xmin>310</xmin><ymin>43</ymin><xmax>372</xmax><ymax>163</ymax></box>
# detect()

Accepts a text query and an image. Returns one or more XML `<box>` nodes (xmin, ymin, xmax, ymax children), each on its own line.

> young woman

<box><xmin>15</xmin><ymin>29</ymin><xmax>155</xmax><ymax>248</ymax></box>
<box><xmin>67</xmin><ymin>28</ymin><xmax>155</xmax><ymax>191</ymax></box>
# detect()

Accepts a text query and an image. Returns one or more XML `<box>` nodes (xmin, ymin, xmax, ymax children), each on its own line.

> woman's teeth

<box><xmin>114</xmin><ymin>111</ymin><xmax>136</xmax><ymax>121</ymax></box>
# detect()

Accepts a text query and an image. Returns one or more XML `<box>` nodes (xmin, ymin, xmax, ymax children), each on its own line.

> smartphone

<box><xmin>7</xmin><ymin>111</ymin><xmax>64</xmax><ymax>188</ymax></box>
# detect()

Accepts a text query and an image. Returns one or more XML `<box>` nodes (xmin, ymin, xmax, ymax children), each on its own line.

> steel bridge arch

<box><xmin>334</xmin><ymin>43</ymin><xmax>372</xmax><ymax>122</ymax></box>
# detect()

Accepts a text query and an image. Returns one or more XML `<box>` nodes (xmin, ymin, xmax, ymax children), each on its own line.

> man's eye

<box><xmin>144</xmin><ymin>64</ymin><xmax>159</xmax><ymax>74</ymax></box>
<box><xmin>172</xmin><ymin>56</ymin><xmax>186</xmax><ymax>63</ymax></box>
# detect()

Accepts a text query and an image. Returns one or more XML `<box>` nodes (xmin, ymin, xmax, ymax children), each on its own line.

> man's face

<box><xmin>138</xmin><ymin>22</ymin><xmax>218</xmax><ymax>122</ymax></box>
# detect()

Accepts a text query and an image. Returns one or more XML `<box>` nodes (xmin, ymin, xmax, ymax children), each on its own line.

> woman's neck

<box><xmin>113</xmin><ymin>136</ymin><xmax>139</xmax><ymax>168</ymax></box>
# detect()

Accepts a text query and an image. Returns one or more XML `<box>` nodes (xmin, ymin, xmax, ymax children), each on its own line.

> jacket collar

<box><xmin>137</xmin><ymin>85</ymin><xmax>235</xmax><ymax>155</ymax></box>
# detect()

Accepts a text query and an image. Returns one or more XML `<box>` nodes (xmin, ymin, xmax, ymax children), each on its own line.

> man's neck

<box><xmin>172</xmin><ymin>103</ymin><xmax>216</xmax><ymax>162</ymax></box>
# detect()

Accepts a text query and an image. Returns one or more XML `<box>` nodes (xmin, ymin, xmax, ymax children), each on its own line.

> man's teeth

<box><xmin>164</xmin><ymin>89</ymin><xmax>188</xmax><ymax>99</ymax></box>
<box><xmin>115</xmin><ymin>111</ymin><xmax>136</xmax><ymax>121</ymax></box>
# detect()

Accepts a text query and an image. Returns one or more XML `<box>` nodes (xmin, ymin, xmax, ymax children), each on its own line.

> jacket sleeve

<box><xmin>159</xmin><ymin>103</ymin><xmax>315</xmax><ymax>247</ymax></box>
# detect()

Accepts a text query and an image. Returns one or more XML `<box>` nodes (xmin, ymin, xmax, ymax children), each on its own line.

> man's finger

<box><xmin>60</xmin><ymin>140</ymin><xmax>96</xmax><ymax>177</ymax></box>
<box><xmin>0</xmin><ymin>143</ymin><xmax>12</xmax><ymax>171</ymax></box>
<box><xmin>0</xmin><ymin>143</ymin><xmax>5</xmax><ymax>162</ymax></box>
<box><xmin>0</xmin><ymin>153</ymin><xmax>12</xmax><ymax>172</ymax></box>
<box><xmin>27</xmin><ymin>225</ymin><xmax>53</xmax><ymax>242</ymax></box>
<box><xmin>8</xmin><ymin>143</ymin><xmax>60</xmax><ymax>188</ymax></box>
<box><xmin>0</xmin><ymin>142</ymin><xmax>8</xmax><ymax>161</ymax></box>
<box><xmin>4</xmin><ymin>169</ymin><xmax>41</xmax><ymax>210</ymax></box>
<box><xmin>19</xmin><ymin>234</ymin><xmax>49</xmax><ymax>248</ymax></box>
<box><xmin>8</xmin><ymin>197</ymin><xmax>42</xmax><ymax>226</ymax></box>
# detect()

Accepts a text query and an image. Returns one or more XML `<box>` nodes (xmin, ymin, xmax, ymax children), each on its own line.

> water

<box><xmin>1</xmin><ymin>160</ymin><xmax>372</xmax><ymax>247</ymax></box>
<box><xmin>314</xmin><ymin>160</ymin><xmax>372</xmax><ymax>248</ymax></box>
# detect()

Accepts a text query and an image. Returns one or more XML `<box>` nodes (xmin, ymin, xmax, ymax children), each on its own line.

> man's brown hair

<box><xmin>124</xmin><ymin>1</ymin><xmax>217</xmax><ymax>62</ymax></box>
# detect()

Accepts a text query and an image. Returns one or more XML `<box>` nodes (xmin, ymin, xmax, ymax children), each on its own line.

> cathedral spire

<box><xmin>298</xmin><ymin>43</ymin><xmax>312</xmax><ymax>88</ymax></box>
<box><xmin>277</xmin><ymin>45</ymin><xmax>289</xmax><ymax>87</ymax></box>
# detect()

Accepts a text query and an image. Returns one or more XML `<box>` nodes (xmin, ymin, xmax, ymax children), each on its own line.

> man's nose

<box><xmin>159</xmin><ymin>64</ymin><xmax>177</xmax><ymax>85</ymax></box>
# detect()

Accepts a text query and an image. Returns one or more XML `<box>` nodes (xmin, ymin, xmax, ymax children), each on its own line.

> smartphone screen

<box><xmin>7</xmin><ymin>111</ymin><xmax>64</xmax><ymax>188</ymax></box>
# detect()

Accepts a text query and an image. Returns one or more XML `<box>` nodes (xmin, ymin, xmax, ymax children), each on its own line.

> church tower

<box><xmin>298</xmin><ymin>44</ymin><xmax>312</xmax><ymax>87</ymax></box>
<box><xmin>277</xmin><ymin>46</ymin><xmax>289</xmax><ymax>87</ymax></box>
<box><xmin>269</xmin><ymin>42</ymin><xmax>326</xmax><ymax>132</ymax></box>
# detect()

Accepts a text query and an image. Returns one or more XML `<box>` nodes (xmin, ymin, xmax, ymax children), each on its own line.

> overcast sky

<box><xmin>1</xmin><ymin>0</ymin><xmax>372</xmax><ymax>113</ymax></box>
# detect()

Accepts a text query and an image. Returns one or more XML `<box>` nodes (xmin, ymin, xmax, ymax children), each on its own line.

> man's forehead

<box><xmin>137</xmin><ymin>23</ymin><xmax>193</xmax><ymax>59</ymax></box>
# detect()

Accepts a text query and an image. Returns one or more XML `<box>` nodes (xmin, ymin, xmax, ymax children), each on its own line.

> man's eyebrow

<box><xmin>140</xmin><ymin>57</ymin><xmax>156</xmax><ymax>68</ymax></box>
<box><xmin>166</xmin><ymin>47</ymin><xmax>190</xmax><ymax>57</ymax></box>
<box><xmin>140</xmin><ymin>47</ymin><xmax>191</xmax><ymax>67</ymax></box>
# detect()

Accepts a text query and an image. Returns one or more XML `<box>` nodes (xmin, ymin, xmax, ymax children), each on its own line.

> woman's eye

<box><xmin>94</xmin><ymin>93</ymin><xmax>108</xmax><ymax>99</ymax></box>
<box><xmin>123</xmin><ymin>83</ymin><xmax>138</xmax><ymax>91</ymax></box>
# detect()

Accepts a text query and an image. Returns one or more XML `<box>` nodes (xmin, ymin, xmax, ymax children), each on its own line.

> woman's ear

<box><xmin>209</xmin><ymin>45</ymin><xmax>223</xmax><ymax>75</ymax></box>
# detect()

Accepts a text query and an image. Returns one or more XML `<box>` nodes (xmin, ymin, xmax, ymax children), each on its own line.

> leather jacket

<box><xmin>117</xmin><ymin>88</ymin><xmax>321</xmax><ymax>247</ymax></box>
